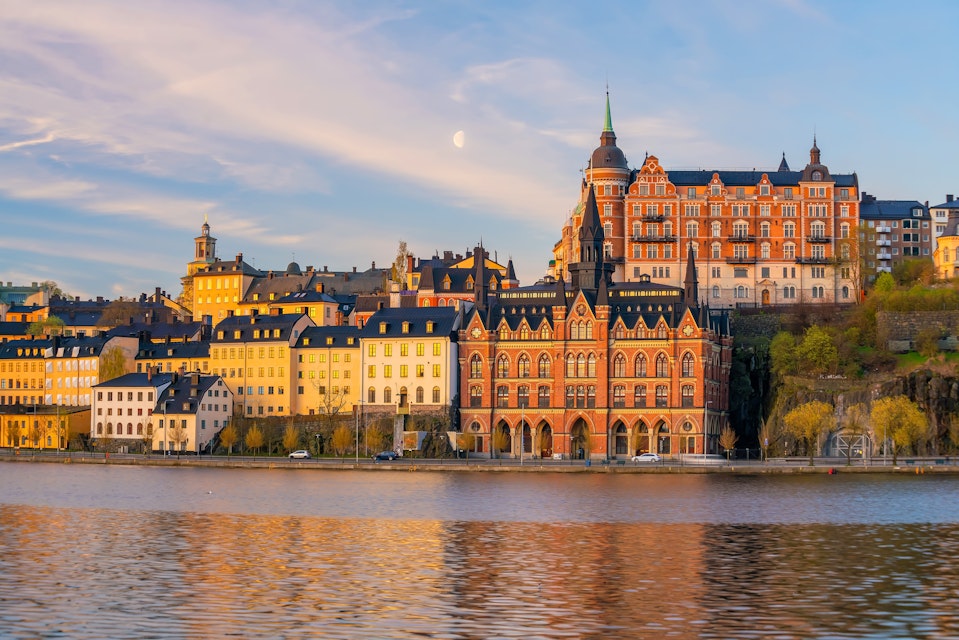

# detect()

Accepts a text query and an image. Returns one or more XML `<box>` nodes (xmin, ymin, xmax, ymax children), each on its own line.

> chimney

<box><xmin>235</xmin><ymin>253</ymin><xmax>243</xmax><ymax>266</ymax></box>
<box><xmin>324</xmin><ymin>265</ymin><xmax>328</xmax><ymax>272</ymax></box>
<box><xmin>372</xmin><ymin>261</ymin><xmax>376</xmax><ymax>269</ymax></box>
<box><xmin>147</xmin><ymin>367</ymin><xmax>152</xmax><ymax>381</ymax></box>
<box><xmin>948</xmin><ymin>194</ymin><xmax>954</xmax><ymax>203</ymax></box>
<box><xmin>270</xmin><ymin>307</ymin><xmax>280</xmax><ymax>316</ymax></box>
<box><xmin>352</xmin><ymin>266</ymin><xmax>357</xmax><ymax>273</ymax></box>
<box><xmin>316</xmin><ymin>283</ymin><xmax>325</xmax><ymax>293</ymax></box>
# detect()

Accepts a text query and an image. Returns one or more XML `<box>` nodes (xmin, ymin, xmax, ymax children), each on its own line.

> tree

<box><xmin>141</xmin><ymin>423</ymin><xmax>155</xmax><ymax>454</ymax></box>
<box><xmin>40</xmin><ymin>280</ymin><xmax>67</xmax><ymax>298</ymax></box>
<box><xmin>366</xmin><ymin>419</ymin><xmax>389</xmax><ymax>454</ymax></box>
<box><xmin>331</xmin><ymin>424</ymin><xmax>353</xmax><ymax>456</ymax></box>
<box><xmin>457</xmin><ymin>431</ymin><xmax>475</xmax><ymax>458</ymax></box>
<box><xmin>492</xmin><ymin>426</ymin><xmax>510</xmax><ymax>459</ymax></box>
<box><xmin>27</xmin><ymin>315</ymin><xmax>65</xmax><ymax>337</ymax></box>
<box><xmin>870</xmin><ymin>396</ymin><xmax>926</xmax><ymax>465</ymax></box>
<box><xmin>219</xmin><ymin>423</ymin><xmax>238</xmax><ymax>456</ymax></box>
<box><xmin>245</xmin><ymin>423</ymin><xmax>264</xmax><ymax>458</ymax></box>
<box><xmin>795</xmin><ymin>325</ymin><xmax>839</xmax><ymax>376</ymax></box>
<box><xmin>168</xmin><ymin>419</ymin><xmax>187</xmax><ymax>457</ymax></box>
<box><xmin>841</xmin><ymin>403</ymin><xmax>869</xmax><ymax>466</ymax></box>
<box><xmin>783</xmin><ymin>400</ymin><xmax>835</xmax><ymax>465</ymax></box>
<box><xmin>8</xmin><ymin>420</ymin><xmax>23</xmax><ymax>449</ymax></box>
<box><xmin>769</xmin><ymin>331</ymin><xmax>798</xmax><ymax>377</ymax></box>
<box><xmin>100</xmin><ymin>346</ymin><xmax>128</xmax><ymax>382</ymax></box>
<box><xmin>719</xmin><ymin>426</ymin><xmax>739</xmax><ymax>462</ymax></box>
<box><xmin>758</xmin><ymin>419</ymin><xmax>773</xmax><ymax>462</ymax></box>
<box><xmin>282</xmin><ymin>424</ymin><xmax>300</xmax><ymax>453</ymax></box>
<box><xmin>392</xmin><ymin>240</ymin><xmax>413</xmax><ymax>287</ymax></box>
<box><xmin>98</xmin><ymin>299</ymin><xmax>144</xmax><ymax>328</ymax></box>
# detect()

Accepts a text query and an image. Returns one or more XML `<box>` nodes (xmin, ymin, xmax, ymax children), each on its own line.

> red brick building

<box><xmin>459</xmin><ymin>185</ymin><xmax>732</xmax><ymax>461</ymax></box>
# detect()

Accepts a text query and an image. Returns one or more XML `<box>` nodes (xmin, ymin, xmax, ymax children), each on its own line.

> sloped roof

<box><xmin>859</xmin><ymin>200</ymin><xmax>928</xmax><ymax>220</ymax></box>
<box><xmin>359</xmin><ymin>307</ymin><xmax>459</xmax><ymax>339</ymax></box>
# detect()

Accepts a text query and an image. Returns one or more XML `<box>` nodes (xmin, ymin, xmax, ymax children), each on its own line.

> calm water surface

<box><xmin>1</xmin><ymin>464</ymin><xmax>958</xmax><ymax>639</ymax></box>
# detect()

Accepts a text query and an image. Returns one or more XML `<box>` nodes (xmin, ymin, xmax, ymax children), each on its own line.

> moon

<box><xmin>453</xmin><ymin>130</ymin><xmax>465</xmax><ymax>148</ymax></box>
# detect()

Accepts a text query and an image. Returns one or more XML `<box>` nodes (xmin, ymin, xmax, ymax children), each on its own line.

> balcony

<box><xmin>878</xmin><ymin>252</ymin><xmax>892</xmax><ymax>261</ymax></box>
<box><xmin>795</xmin><ymin>257</ymin><xmax>829</xmax><ymax>264</ymax></box>
<box><xmin>641</xmin><ymin>214</ymin><xmax>665</xmax><ymax>222</ymax></box>
<box><xmin>807</xmin><ymin>235</ymin><xmax>831</xmax><ymax>243</ymax></box>
<box><xmin>728</xmin><ymin>234</ymin><xmax>756</xmax><ymax>243</ymax></box>
<box><xmin>725</xmin><ymin>256</ymin><xmax>757</xmax><ymax>264</ymax></box>
<box><xmin>876</xmin><ymin>239</ymin><xmax>891</xmax><ymax>247</ymax></box>
<box><xmin>632</xmin><ymin>234</ymin><xmax>677</xmax><ymax>243</ymax></box>
<box><xmin>877</xmin><ymin>225</ymin><xmax>892</xmax><ymax>234</ymax></box>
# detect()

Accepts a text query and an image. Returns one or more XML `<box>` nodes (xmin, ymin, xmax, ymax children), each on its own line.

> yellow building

<box><xmin>209</xmin><ymin>311</ymin><xmax>315</xmax><ymax>417</ymax></box>
<box><xmin>934</xmin><ymin>210</ymin><xmax>959</xmax><ymax>280</ymax></box>
<box><xmin>44</xmin><ymin>335</ymin><xmax>139</xmax><ymax>407</ymax></box>
<box><xmin>0</xmin><ymin>339</ymin><xmax>48</xmax><ymax>407</ymax></box>
<box><xmin>135</xmin><ymin>340</ymin><xmax>211</xmax><ymax>375</ymax></box>
<box><xmin>293</xmin><ymin>326</ymin><xmax>361</xmax><ymax>417</ymax></box>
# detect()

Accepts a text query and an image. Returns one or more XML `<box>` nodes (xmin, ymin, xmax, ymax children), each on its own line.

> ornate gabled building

<box><xmin>554</xmin><ymin>95</ymin><xmax>860</xmax><ymax>308</ymax></box>
<box><xmin>409</xmin><ymin>247</ymin><xmax>518</xmax><ymax>309</ymax></box>
<box><xmin>462</xmin><ymin>185</ymin><xmax>732</xmax><ymax>461</ymax></box>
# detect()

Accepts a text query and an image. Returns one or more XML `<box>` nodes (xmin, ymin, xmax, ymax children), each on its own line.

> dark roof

<box><xmin>359</xmin><ymin>307</ymin><xmax>459</xmax><ymax>339</ymax></box>
<box><xmin>0</xmin><ymin>338</ymin><xmax>52</xmax><ymax>358</ymax></box>
<box><xmin>137</xmin><ymin>341</ymin><xmax>210</xmax><ymax>360</ymax></box>
<box><xmin>0</xmin><ymin>322</ymin><xmax>30</xmax><ymax>338</ymax></box>
<box><xmin>274</xmin><ymin>289</ymin><xmax>338</xmax><ymax>305</ymax></box>
<box><xmin>195</xmin><ymin>257</ymin><xmax>264</xmax><ymax>277</ymax></box>
<box><xmin>859</xmin><ymin>200</ymin><xmax>929</xmax><ymax>220</ymax></box>
<box><xmin>212</xmin><ymin>312</ymin><xmax>312</xmax><ymax>343</ymax></box>
<box><xmin>106</xmin><ymin>321</ymin><xmax>206</xmax><ymax>342</ymax></box>
<box><xmin>931</xmin><ymin>200</ymin><xmax>959</xmax><ymax>210</ymax></box>
<box><xmin>158</xmin><ymin>373</ymin><xmax>227</xmax><ymax>416</ymax></box>
<box><xmin>95</xmin><ymin>372</ymin><xmax>175</xmax><ymax>388</ymax></box>
<box><xmin>666</xmin><ymin>169</ymin><xmax>858</xmax><ymax>188</ymax></box>
<box><xmin>295</xmin><ymin>325</ymin><xmax>361</xmax><ymax>348</ymax></box>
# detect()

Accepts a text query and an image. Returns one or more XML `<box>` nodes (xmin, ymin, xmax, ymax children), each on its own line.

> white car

<box><xmin>289</xmin><ymin>450</ymin><xmax>311</xmax><ymax>459</ymax></box>
<box><xmin>631</xmin><ymin>453</ymin><xmax>661</xmax><ymax>463</ymax></box>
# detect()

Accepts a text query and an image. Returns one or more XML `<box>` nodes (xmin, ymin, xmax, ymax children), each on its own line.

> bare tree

<box><xmin>100</xmin><ymin>346</ymin><xmax>129</xmax><ymax>383</ymax></box>
<box><xmin>719</xmin><ymin>426</ymin><xmax>739</xmax><ymax>462</ymax></box>
<box><xmin>392</xmin><ymin>240</ymin><xmax>413</xmax><ymax>287</ymax></box>
<box><xmin>169</xmin><ymin>419</ymin><xmax>188</xmax><ymax>457</ymax></box>
<box><xmin>758</xmin><ymin>419</ymin><xmax>773</xmax><ymax>461</ymax></box>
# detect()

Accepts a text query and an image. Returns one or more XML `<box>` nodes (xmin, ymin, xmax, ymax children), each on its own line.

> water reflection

<box><xmin>2</xmin><ymin>466</ymin><xmax>959</xmax><ymax>638</ymax></box>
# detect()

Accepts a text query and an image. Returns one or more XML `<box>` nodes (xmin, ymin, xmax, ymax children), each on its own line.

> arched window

<box><xmin>655</xmin><ymin>385</ymin><xmax>668</xmax><ymax>407</ymax></box>
<box><xmin>656</xmin><ymin>354</ymin><xmax>669</xmax><ymax>377</ymax></box>
<box><xmin>681</xmin><ymin>352</ymin><xmax>695</xmax><ymax>377</ymax></box>
<box><xmin>538</xmin><ymin>354</ymin><xmax>551</xmax><ymax>378</ymax></box>
<box><xmin>497</xmin><ymin>355</ymin><xmax>509</xmax><ymax>378</ymax></box>
<box><xmin>569</xmin><ymin>322</ymin><xmax>579</xmax><ymax>340</ymax></box>
<box><xmin>586</xmin><ymin>321</ymin><xmax>593</xmax><ymax>339</ymax></box>
<box><xmin>635</xmin><ymin>354</ymin><xmax>647</xmax><ymax>377</ymax></box>
<box><xmin>681</xmin><ymin>385</ymin><xmax>694</xmax><ymax>407</ymax></box>
<box><xmin>576</xmin><ymin>385</ymin><xmax>586</xmax><ymax>408</ymax></box>
<box><xmin>577</xmin><ymin>354</ymin><xmax>586</xmax><ymax>377</ymax></box>
<box><xmin>498</xmin><ymin>325</ymin><xmax>509</xmax><ymax>340</ymax></box>
<box><xmin>469</xmin><ymin>354</ymin><xmax>483</xmax><ymax>379</ymax></box>
<box><xmin>842</xmin><ymin>286</ymin><xmax>849</xmax><ymax>299</ymax></box>
<box><xmin>712</xmin><ymin>285</ymin><xmax>720</xmax><ymax>299</ymax></box>
<box><xmin>517</xmin><ymin>385</ymin><xmax>529</xmax><ymax>408</ymax></box>
<box><xmin>587</xmin><ymin>354</ymin><xmax>596</xmax><ymax>377</ymax></box>
<box><xmin>613</xmin><ymin>353</ymin><xmax>627</xmax><ymax>377</ymax></box>
<box><xmin>614</xmin><ymin>324</ymin><xmax>625</xmax><ymax>339</ymax></box>
<box><xmin>565</xmin><ymin>386</ymin><xmax>574</xmax><ymax>408</ymax></box>
<box><xmin>518</xmin><ymin>354</ymin><xmax>531</xmax><ymax>378</ymax></box>
<box><xmin>520</xmin><ymin>325</ymin><xmax>529</xmax><ymax>340</ymax></box>
<box><xmin>538</xmin><ymin>385</ymin><xmax>550</xmax><ymax>408</ymax></box>
<box><xmin>384</xmin><ymin>388</ymin><xmax>392</xmax><ymax>403</ymax></box>
<box><xmin>587</xmin><ymin>385</ymin><xmax>596</xmax><ymax>408</ymax></box>
<box><xmin>566</xmin><ymin>354</ymin><xmax>575</xmax><ymax>377</ymax></box>
<box><xmin>368</xmin><ymin>387</ymin><xmax>376</xmax><ymax>403</ymax></box>
<box><xmin>634</xmin><ymin>385</ymin><xmax>647</xmax><ymax>407</ymax></box>
<box><xmin>613</xmin><ymin>386</ymin><xmax>626</xmax><ymax>407</ymax></box>
<box><xmin>415</xmin><ymin>387</ymin><xmax>424</xmax><ymax>403</ymax></box>
<box><xmin>496</xmin><ymin>386</ymin><xmax>509</xmax><ymax>408</ymax></box>
<box><xmin>470</xmin><ymin>386</ymin><xmax>482</xmax><ymax>407</ymax></box>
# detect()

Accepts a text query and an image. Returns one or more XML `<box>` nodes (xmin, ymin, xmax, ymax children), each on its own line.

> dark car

<box><xmin>372</xmin><ymin>451</ymin><xmax>399</xmax><ymax>461</ymax></box>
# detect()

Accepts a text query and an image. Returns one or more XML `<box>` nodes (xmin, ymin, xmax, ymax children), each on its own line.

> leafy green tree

<box><xmin>769</xmin><ymin>331</ymin><xmax>798</xmax><ymax>377</ymax></box>
<box><xmin>40</xmin><ymin>280</ymin><xmax>68</xmax><ymax>299</ymax></box>
<box><xmin>245</xmin><ymin>423</ymin><xmax>264</xmax><ymax>458</ymax></box>
<box><xmin>870</xmin><ymin>396</ymin><xmax>926</xmax><ymax>465</ymax></box>
<box><xmin>219</xmin><ymin>423</ymin><xmax>238</xmax><ymax>456</ymax></box>
<box><xmin>795</xmin><ymin>325</ymin><xmax>839</xmax><ymax>375</ymax></box>
<box><xmin>873</xmin><ymin>271</ymin><xmax>896</xmax><ymax>294</ymax></box>
<box><xmin>27</xmin><ymin>315</ymin><xmax>65</xmax><ymax>337</ymax></box>
<box><xmin>783</xmin><ymin>400</ymin><xmax>835</xmax><ymax>465</ymax></box>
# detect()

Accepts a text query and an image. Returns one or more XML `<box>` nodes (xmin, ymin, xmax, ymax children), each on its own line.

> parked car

<box><xmin>289</xmin><ymin>450</ymin><xmax>311</xmax><ymax>459</ymax></box>
<box><xmin>631</xmin><ymin>452</ymin><xmax>661</xmax><ymax>463</ymax></box>
<box><xmin>372</xmin><ymin>451</ymin><xmax>399</xmax><ymax>461</ymax></box>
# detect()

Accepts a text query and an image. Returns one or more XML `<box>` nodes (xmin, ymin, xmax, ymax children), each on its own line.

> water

<box><xmin>1</xmin><ymin>464</ymin><xmax>958</xmax><ymax>638</ymax></box>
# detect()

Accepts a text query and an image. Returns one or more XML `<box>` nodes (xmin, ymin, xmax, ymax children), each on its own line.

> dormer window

<box><xmin>402</xmin><ymin>322</ymin><xmax>410</xmax><ymax>334</ymax></box>
<box><xmin>253</xmin><ymin>330</ymin><xmax>260</xmax><ymax>339</ymax></box>
<box><xmin>303</xmin><ymin>338</ymin><xmax>310</xmax><ymax>346</ymax></box>
<box><xmin>442</xmin><ymin>276</ymin><xmax>451</xmax><ymax>291</ymax></box>
<box><xmin>273</xmin><ymin>329</ymin><xmax>280</xmax><ymax>338</ymax></box>
<box><xmin>347</xmin><ymin>337</ymin><xmax>355</xmax><ymax>345</ymax></box>
<box><xmin>379</xmin><ymin>322</ymin><xmax>388</xmax><ymax>334</ymax></box>
<box><xmin>426</xmin><ymin>321</ymin><xmax>435</xmax><ymax>334</ymax></box>
<box><xmin>326</xmin><ymin>337</ymin><xmax>333</xmax><ymax>345</ymax></box>
<box><xmin>812</xmin><ymin>170</ymin><xmax>822</xmax><ymax>181</ymax></box>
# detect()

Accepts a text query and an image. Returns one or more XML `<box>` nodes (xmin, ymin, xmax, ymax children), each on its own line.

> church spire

<box><xmin>684</xmin><ymin>243</ymin><xmax>699</xmax><ymax>308</ymax></box>
<box><xmin>810</xmin><ymin>135</ymin><xmax>821</xmax><ymax>165</ymax></box>
<box><xmin>603</xmin><ymin>90</ymin><xmax>613</xmax><ymax>133</ymax></box>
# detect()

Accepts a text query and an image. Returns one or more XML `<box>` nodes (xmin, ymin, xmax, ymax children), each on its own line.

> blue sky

<box><xmin>1</xmin><ymin>0</ymin><xmax>957</xmax><ymax>301</ymax></box>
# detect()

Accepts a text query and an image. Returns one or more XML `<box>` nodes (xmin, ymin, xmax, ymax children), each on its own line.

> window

<box><xmin>518</xmin><ymin>354</ymin><xmax>530</xmax><ymax>377</ymax></box>
<box><xmin>538</xmin><ymin>386</ymin><xmax>550</xmax><ymax>408</ymax></box>
<box><xmin>681</xmin><ymin>352</ymin><xmax>694</xmax><ymax>377</ymax></box>
<box><xmin>470</xmin><ymin>386</ymin><xmax>482</xmax><ymax>407</ymax></box>
<box><xmin>634</xmin><ymin>386</ymin><xmax>647</xmax><ymax>407</ymax></box>
<box><xmin>613</xmin><ymin>386</ymin><xmax>626</xmax><ymax>408</ymax></box>
<box><xmin>497</xmin><ymin>386</ymin><xmax>509</xmax><ymax>408</ymax></box>
<box><xmin>538</xmin><ymin>355</ymin><xmax>550</xmax><ymax>377</ymax></box>
<box><xmin>470</xmin><ymin>355</ymin><xmax>483</xmax><ymax>378</ymax></box>
<box><xmin>384</xmin><ymin>388</ymin><xmax>392</xmax><ymax>403</ymax></box>
<box><xmin>682</xmin><ymin>385</ymin><xmax>694</xmax><ymax>407</ymax></box>
<box><xmin>368</xmin><ymin>387</ymin><xmax>376</xmax><ymax>403</ymax></box>
<box><xmin>433</xmin><ymin>387</ymin><xmax>441</xmax><ymax>403</ymax></box>
<box><xmin>613</xmin><ymin>354</ymin><xmax>626</xmax><ymax>377</ymax></box>
<box><xmin>635</xmin><ymin>354</ymin><xmax>647</xmax><ymax>377</ymax></box>
<box><xmin>415</xmin><ymin>387</ymin><xmax>424</xmax><ymax>403</ymax></box>
<box><xmin>518</xmin><ymin>385</ymin><xmax>529</xmax><ymax>408</ymax></box>
<box><xmin>656</xmin><ymin>354</ymin><xmax>669</xmax><ymax>377</ymax></box>
<box><xmin>497</xmin><ymin>355</ymin><xmax>509</xmax><ymax>378</ymax></box>
<box><xmin>655</xmin><ymin>385</ymin><xmax>668</xmax><ymax>407</ymax></box>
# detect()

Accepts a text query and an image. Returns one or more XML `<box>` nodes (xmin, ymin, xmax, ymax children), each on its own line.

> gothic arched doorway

<box><xmin>538</xmin><ymin>422</ymin><xmax>553</xmax><ymax>458</ymax></box>
<box><xmin>657</xmin><ymin>421</ymin><xmax>671</xmax><ymax>455</ymax></box>
<box><xmin>571</xmin><ymin>418</ymin><xmax>590</xmax><ymax>460</ymax></box>
<box><xmin>494</xmin><ymin>421</ymin><xmax>511</xmax><ymax>459</ymax></box>
<box><xmin>614</xmin><ymin>421</ymin><xmax>628</xmax><ymax>456</ymax></box>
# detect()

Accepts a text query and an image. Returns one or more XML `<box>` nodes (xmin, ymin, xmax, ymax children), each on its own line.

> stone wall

<box><xmin>878</xmin><ymin>311</ymin><xmax>959</xmax><ymax>352</ymax></box>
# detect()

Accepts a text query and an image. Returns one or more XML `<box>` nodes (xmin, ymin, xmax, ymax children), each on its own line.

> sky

<box><xmin>1</xmin><ymin>0</ymin><xmax>958</xmax><ymax>302</ymax></box>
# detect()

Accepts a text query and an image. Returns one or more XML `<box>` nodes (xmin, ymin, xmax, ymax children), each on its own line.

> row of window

<box><xmin>366</xmin><ymin>343</ymin><xmax>442</xmax><ymax>357</ymax></box>
<box><xmin>468</xmin><ymin>384</ymin><xmax>696</xmax><ymax>409</ymax></box>
<box><xmin>367</xmin><ymin>364</ymin><xmax>442</xmax><ymax>378</ymax></box>
<box><xmin>366</xmin><ymin>386</ymin><xmax>442</xmax><ymax>404</ymax></box>
<box><xmin>470</xmin><ymin>352</ymin><xmax>697</xmax><ymax>379</ymax></box>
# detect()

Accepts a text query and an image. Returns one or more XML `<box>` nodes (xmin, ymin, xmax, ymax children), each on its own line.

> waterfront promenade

<box><xmin>1</xmin><ymin>449</ymin><xmax>955</xmax><ymax>474</ymax></box>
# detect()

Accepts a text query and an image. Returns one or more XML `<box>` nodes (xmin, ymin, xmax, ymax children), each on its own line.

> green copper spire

<box><xmin>603</xmin><ymin>91</ymin><xmax>613</xmax><ymax>132</ymax></box>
